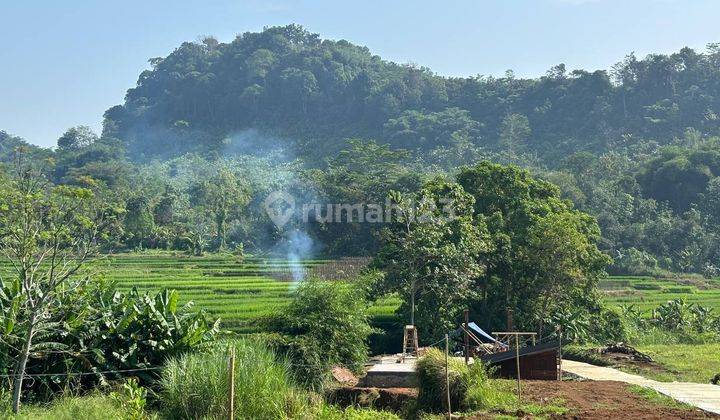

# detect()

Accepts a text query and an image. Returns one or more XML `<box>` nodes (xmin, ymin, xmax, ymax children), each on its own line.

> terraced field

<box><xmin>600</xmin><ymin>275</ymin><xmax>720</xmax><ymax>312</ymax></box>
<box><xmin>90</xmin><ymin>253</ymin><xmax>401</xmax><ymax>333</ymax></box>
<box><xmin>4</xmin><ymin>253</ymin><xmax>719</xmax><ymax>333</ymax></box>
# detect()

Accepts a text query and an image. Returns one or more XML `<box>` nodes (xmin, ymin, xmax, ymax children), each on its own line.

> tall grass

<box><xmin>415</xmin><ymin>348</ymin><xmax>513</xmax><ymax>413</ymax></box>
<box><xmin>160</xmin><ymin>339</ymin><xmax>308</xmax><ymax>419</ymax></box>
<box><xmin>14</xmin><ymin>395</ymin><xmax>128</xmax><ymax>420</ymax></box>
<box><xmin>416</xmin><ymin>348</ymin><xmax>468</xmax><ymax>411</ymax></box>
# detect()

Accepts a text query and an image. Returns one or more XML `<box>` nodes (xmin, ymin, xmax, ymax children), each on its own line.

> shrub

<box><xmin>262</xmin><ymin>280</ymin><xmax>374</xmax><ymax>389</ymax></box>
<box><xmin>562</xmin><ymin>346</ymin><xmax>611</xmax><ymax>366</ymax></box>
<box><xmin>160</xmin><ymin>339</ymin><xmax>308</xmax><ymax>420</ymax></box>
<box><xmin>612</xmin><ymin>247</ymin><xmax>660</xmax><ymax>276</ymax></box>
<box><xmin>110</xmin><ymin>378</ymin><xmax>149</xmax><ymax>420</ymax></box>
<box><xmin>588</xmin><ymin>306</ymin><xmax>629</xmax><ymax>343</ymax></box>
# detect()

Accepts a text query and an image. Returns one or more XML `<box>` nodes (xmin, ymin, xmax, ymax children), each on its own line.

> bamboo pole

<box><xmin>228</xmin><ymin>347</ymin><xmax>236</xmax><ymax>420</ymax></box>
<box><xmin>558</xmin><ymin>326</ymin><xmax>563</xmax><ymax>381</ymax></box>
<box><xmin>515</xmin><ymin>335</ymin><xmax>521</xmax><ymax>404</ymax></box>
<box><xmin>464</xmin><ymin>309</ymin><xmax>469</xmax><ymax>365</ymax></box>
<box><xmin>445</xmin><ymin>334</ymin><xmax>452</xmax><ymax>418</ymax></box>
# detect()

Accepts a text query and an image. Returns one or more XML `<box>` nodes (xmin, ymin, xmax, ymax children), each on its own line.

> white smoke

<box><xmin>286</xmin><ymin>229</ymin><xmax>314</xmax><ymax>283</ymax></box>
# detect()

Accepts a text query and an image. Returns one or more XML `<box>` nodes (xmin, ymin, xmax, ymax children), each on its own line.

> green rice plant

<box><xmin>664</xmin><ymin>286</ymin><xmax>696</xmax><ymax>294</ymax></box>
<box><xmin>632</xmin><ymin>282</ymin><xmax>664</xmax><ymax>291</ymax></box>
<box><xmin>160</xmin><ymin>339</ymin><xmax>308</xmax><ymax>420</ymax></box>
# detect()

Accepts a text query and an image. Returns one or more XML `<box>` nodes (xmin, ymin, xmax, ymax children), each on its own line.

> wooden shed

<box><xmin>479</xmin><ymin>341</ymin><xmax>560</xmax><ymax>380</ymax></box>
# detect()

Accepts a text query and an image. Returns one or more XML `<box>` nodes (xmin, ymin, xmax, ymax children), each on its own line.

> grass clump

<box><xmin>313</xmin><ymin>405</ymin><xmax>402</xmax><ymax>419</ymax></box>
<box><xmin>160</xmin><ymin>339</ymin><xmax>308</xmax><ymax>419</ymax></box>
<box><xmin>415</xmin><ymin>350</ymin><xmax>567</xmax><ymax>417</ymax></box>
<box><xmin>416</xmin><ymin>348</ymin><xmax>469</xmax><ymax>411</ymax></box>
<box><xmin>13</xmin><ymin>394</ymin><xmax>129</xmax><ymax>420</ymax></box>
<box><xmin>415</xmin><ymin>348</ymin><xmax>513</xmax><ymax>413</ymax></box>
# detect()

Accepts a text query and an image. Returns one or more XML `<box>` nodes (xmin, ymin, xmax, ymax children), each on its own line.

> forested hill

<box><xmin>3</xmin><ymin>24</ymin><xmax>720</xmax><ymax>275</ymax></box>
<box><xmin>104</xmin><ymin>24</ymin><xmax>720</xmax><ymax>164</ymax></box>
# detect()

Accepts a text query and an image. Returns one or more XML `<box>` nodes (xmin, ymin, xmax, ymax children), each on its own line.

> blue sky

<box><xmin>2</xmin><ymin>0</ymin><xmax>719</xmax><ymax>147</ymax></box>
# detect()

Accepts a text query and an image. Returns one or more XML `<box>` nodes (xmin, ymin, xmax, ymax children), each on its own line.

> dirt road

<box><xmin>563</xmin><ymin>359</ymin><xmax>720</xmax><ymax>415</ymax></box>
<box><xmin>522</xmin><ymin>380</ymin><xmax>717</xmax><ymax>419</ymax></box>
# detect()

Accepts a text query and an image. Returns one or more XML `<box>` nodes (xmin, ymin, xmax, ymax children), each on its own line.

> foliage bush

<box><xmin>160</xmin><ymin>339</ymin><xmax>308</xmax><ymax>420</ymax></box>
<box><xmin>562</xmin><ymin>346</ymin><xmax>612</xmax><ymax>366</ymax></box>
<box><xmin>261</xmin><ymin>279</ymin><xmax>374</xmax><ymax>389</ymax></box>
<box><xmin>0</xmin><ymin>277</ymin><xmax>219</xmax><ymax>400</ymax></box>
<box><xmin>616</xmin><ymin>299</ymin><xmax>720</xmax><ymax>345</ymax></box>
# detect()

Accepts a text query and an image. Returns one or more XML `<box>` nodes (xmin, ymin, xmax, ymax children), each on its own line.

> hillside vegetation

<box><xmin>3</xmin><ymin>25</ymin><xmax>720</xmax><ymax>275</ymax></box>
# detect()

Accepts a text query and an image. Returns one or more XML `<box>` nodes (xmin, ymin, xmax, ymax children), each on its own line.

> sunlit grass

<box><xmin>631</xmin><ymin>344</ymin><xmax>720</xmax><ymax>383</ymax></box>
<box><xmin>627</xmin><ymin>385</ymin><xmax>692</xmax><ymax>409</ymax></box>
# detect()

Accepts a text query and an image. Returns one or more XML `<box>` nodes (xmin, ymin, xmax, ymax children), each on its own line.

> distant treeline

<box><xmin>3</xmin><ymin>25</ymin><xmax>720</xmax><ymax>274</ymax></box>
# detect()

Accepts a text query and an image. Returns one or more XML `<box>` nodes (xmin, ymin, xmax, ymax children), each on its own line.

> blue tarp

<box><xmin>467</xmin><ymin>322</ymin><xmax>508</xmax><ymax>348</ymax></box>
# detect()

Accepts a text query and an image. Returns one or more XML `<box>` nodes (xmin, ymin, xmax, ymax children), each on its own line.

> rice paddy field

<box><xmin>599</xmin><ymin>275</ymin><xmax>720</xmax><ymax>312</ymax></box>
<box><xmin>89</xmin><ymin>253</ymin><xmax>401</xmax><ymax>333</ymax></box>
<box><xmin>4</xmin><ymin>253</ymin><xmax>720</xmax><ymax>333</ymax></box>
<box><xmin>87</xmin><ymin>255</ymin><xmax>720</xmax><ymax>332</ymax></box>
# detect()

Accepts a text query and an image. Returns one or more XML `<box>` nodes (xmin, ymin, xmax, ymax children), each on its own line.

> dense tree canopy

<box><xmin>4</xmin><ymin>25</ymin><xmax>720</xmax><ymax>274</ymax></box>
<box><xmin>103</xmin><ymin>26</ymin><xmax>720</xmax><ymax>167</ymax></box>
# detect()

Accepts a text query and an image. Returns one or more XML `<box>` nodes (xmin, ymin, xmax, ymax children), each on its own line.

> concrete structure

<box><xmin>358</xmin><ymin>356</ymin><xmax>417</xmax><ymax>388</ymax></box>
<box><xmin>563</xmin><ymin>359</ymin><xmax>720</xmax><ymax>415</ymax></box>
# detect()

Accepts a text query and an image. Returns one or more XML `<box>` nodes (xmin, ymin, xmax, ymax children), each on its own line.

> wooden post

<box><xmin>558</xmin><ymin>326</ymin><xmax>563</xmax><ymax>381</ymax></box>
<box><xmin>228</xmin><ymin>347</ymin><xmax>236</xmax><ymax>420</ymax></box>
<box><xmin>515</xmin><ymin>335</ymin><xmax>521</xmax><ymax>404</ymax></box>
<box><xmin>445</xmin><ymin>334</ymin><xmax>452</xmax><ymax>418</ymax></box>
<box><xmin>464</xmin><ymin>309</ymin><xmax>469</xmax><ymax>365</ymax></box>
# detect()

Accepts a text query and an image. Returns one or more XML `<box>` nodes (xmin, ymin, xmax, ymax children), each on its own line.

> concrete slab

<box><xmin>563</xmin><ymin>359</ymin><xmax>720</xmax><ymax>415</ymax></box>
<box><xmin>358</xmin><ymin>355</ymin><xmax>417</xmax><ymax>388</ymax></box>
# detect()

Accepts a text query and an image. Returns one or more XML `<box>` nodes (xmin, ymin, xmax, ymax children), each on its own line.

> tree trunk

<box><xmin>410</xmin><ymin>287</ymin><xmax>416</xmax><ymax>326</ymax></box>
<box><xmin>12</xmin><ymin>313</ymin><xmax>35</xmax><ymax>414</ymax></box>
<box><xmin>216</xmin><ymin>214</ymin><xmax>226</xmax><ymax>250</ymax></box>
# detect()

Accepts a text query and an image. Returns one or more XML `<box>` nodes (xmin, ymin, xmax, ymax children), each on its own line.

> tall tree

<box><xmin>373</xmin><ymin>180</ymin><xmax>492</xmax><ymax>341</ymax></box>
<box><xmin>0</xmin><ymin>155</ymin><xmax>116</xmax><ymax>412</ymax></box>
<box><xmin>189</xmin><ymin>169</ymin><xmax>250</xmax><ymax>249</ymax></box>
<box><xmin>457</xmin><ymin>162</ymin><xmax>611</xmax><ymax>332</ymax></box>
<box><xmin>56</xmin><ymin>126</ymin><xmax>98</xmax><ymax>151</ymax></box>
